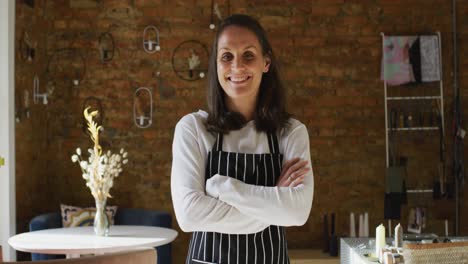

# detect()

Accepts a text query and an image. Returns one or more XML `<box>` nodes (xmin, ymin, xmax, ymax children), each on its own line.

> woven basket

<box><xmin>403</xmin><ymin>241</ymin><xmax>468</xmax><ymax>264</ymax></box>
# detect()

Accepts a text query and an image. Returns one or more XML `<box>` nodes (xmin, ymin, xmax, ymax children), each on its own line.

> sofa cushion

<box><xmin>60</xmin><ymin>204</ymin><xmax>118</xmax><ymax>227</ymax></box>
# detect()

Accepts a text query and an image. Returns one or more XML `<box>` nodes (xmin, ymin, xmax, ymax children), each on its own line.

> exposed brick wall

<box><xmin>15</xmin><ymin>0</ymin><xmax>51</xmax><ymax>240</ymax></box>
<box><xmin>14</xmin><ymin>0</ymin><xmax>468</xmax><ymax>262</ymax></box>
<box><xmin>15</xmin><ymin>1</ymin><xmax>54</xmax><ymax>260</ymax></box>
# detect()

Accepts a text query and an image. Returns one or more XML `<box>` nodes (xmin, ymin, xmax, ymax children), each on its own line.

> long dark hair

<box><xmin>205</xmin><ymin>14</ymin><xmax>290</xmax><ymax>134</ymax></box>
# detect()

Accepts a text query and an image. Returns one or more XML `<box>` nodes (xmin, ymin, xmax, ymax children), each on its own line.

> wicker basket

<box><xmin>403</xmin><ymin>241</ymin><xmax>468</xmax><ymax>264</ymax></box>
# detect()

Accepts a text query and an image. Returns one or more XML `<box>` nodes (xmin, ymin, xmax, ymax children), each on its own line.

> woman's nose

<box><xmin>231</xmin><ymin>56</ymin><xmax>245</xmax><ymax>70</ymax></box>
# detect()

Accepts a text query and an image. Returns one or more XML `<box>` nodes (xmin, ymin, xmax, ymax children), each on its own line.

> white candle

<box><xmin>350</xmin><ymin>212</ymin><xmax>356</xmax><ymax>237</ymax></box>
<box><xmin>445</xmin><ymin>219</ymin><xmax>448</xmax><ymax>237</ymax></box>
<box><xmin>358</xmin><ymin>214</ymin><xmax>364</xmax><ymax>237</ymax></box>
<box><xmin>147</xmin><ymin>40</ymin><xmax>154</xmax><ymax>51</ymax></box>
<box><xmin>388</xmin><ymin>219</ymin><xmax>392</xmax><ymax>237</ymax></box>
<box><xmin>376</xmin><ymin>224</ymin><xmax>386</xmax><ymax>257</ymax></box>
<box><xmin>364</xmin><ymin>212</ymin><xmax>369</xmax><ymax>237</ymax></box>
<box><xmin>394</xmin><ymin>223</ymin><xmax>403</xmax><ymax>248</ymax></box>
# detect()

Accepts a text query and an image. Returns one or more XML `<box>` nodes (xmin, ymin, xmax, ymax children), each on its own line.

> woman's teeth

<box><xmin>229</xmin><ymin>76</ymin><xmax>250</xmax><ymax>82</ymax></box>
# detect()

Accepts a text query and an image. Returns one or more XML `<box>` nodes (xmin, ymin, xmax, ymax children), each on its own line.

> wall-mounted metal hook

<box><xmin>33</xmin><ymin>74</ymin><xmax>48</xmax><ymax>105</ymax></box>
<box><xmin>133</xmin><ymin>87</ymin><xmax>153</xmax><ymax>128</ymax></box>
<box><xmin>98</xmin><ymin>32</ymin><xmax>115</xmax><ymax>63</ymax></box>
<box><xmin>209</xmin><ymin>0</ymin><xmax>230</xmax><ymax>30</ymax></box>
<box><xmin>143</xmin><ymin>25</ymin><xmax>161</xmax><ymax>53</ymax></box>
<box><xmin>172</xmin><ymin>40</ymin><xmax>209</xmax><ymax>81</ymax></box>
<box><xmin>20</xmin><ymin>31</ymin><xmax>37</xmax><ymax>62</ymax></box>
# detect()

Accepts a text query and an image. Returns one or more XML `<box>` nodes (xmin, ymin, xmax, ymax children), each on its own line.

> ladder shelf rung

<box><xmin>388</xmin><ymin>127</ymin><xmax>439</xmax><ymax>131</ymax></box>
<box><xmin>386</xmin><ymin>96</ymin><xmax>441</xmax><ymax>100</ymax></box>
<box><xmin>407</xmin><ymin>189</ymin><xmax>433</xmax><ymax>193</ymax></box>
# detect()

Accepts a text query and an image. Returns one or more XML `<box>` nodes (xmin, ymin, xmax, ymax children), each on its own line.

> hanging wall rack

<box><xmin>142</xmin><ymin>25</ymin><xmax>161</xmax><ymax>54</ymax></box>
<box><xmin>98</xmin><ymin>32</ymin><xmax>115</xmax><ymax>63</ymax></box>
<box><xmin>33</xmin><ymin>74</ymin><xmax>48</xmax><ymax>105</ymax></box>
<box><xmin>133</xmin><ymin>87</ymin><xmax>153</xmax><ymax>128</ymax></box>
<box><xmin>19</xmin><ymin>31</ymin><xmax>36</xmax><ymax>62</ymax></box>
<box><xmin>172</xmin><ymin>40</ymin><xmax>209</xmax><ymax>81</ymax></box>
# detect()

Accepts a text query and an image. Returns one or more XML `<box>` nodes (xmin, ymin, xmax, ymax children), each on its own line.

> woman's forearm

<box><xmin>205</xmin><ymin>173</ymin><xmax>313</xmax><ymax>226</ymax></box>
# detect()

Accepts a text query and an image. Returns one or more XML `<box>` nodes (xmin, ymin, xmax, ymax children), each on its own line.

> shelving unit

<box><xmin>381</xmin><ymin>32</ymin><xmax>447</xmax><ymax>236</ymax></box>
<box><xmin>382</xmin><ymin>32</ymin><xmax>445</xmax><ymax>170</ymax></box>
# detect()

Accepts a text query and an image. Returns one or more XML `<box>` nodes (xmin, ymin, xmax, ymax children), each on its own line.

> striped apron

<box><xmin>187</xmin><ymin>132</ymin><xmax>290</xmax><ymax>264</ymax></box>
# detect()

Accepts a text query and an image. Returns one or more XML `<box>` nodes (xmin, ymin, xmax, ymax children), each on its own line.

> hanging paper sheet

<box><xmin>420</xmin><ymin>35</ymin><xmax>441</xmax><ymax>82</ymax></box>
<box><xmin>381</xmin><ymin>36</ymin><xmax>418</xmax><ymax>86</ymax></box>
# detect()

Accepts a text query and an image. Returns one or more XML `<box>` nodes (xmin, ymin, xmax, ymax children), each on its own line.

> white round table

<box><xmin>8</xmin><ymin>225</ymin><xmax>178</xmax><ymax>256</ymax></box>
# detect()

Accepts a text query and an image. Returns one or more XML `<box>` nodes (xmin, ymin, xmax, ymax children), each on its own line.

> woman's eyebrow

<box><xmin>243</xmin><ymin>45</ymin><xmax>258</xmax><ymax>51</ymax></box>
<box><xmin>218</xmin><ymin>45</ymin><xmax>258</xmax><ymax>51</ymax></box>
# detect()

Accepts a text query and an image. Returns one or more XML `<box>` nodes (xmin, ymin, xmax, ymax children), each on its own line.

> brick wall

<box><xmin>15</xmin><ymin>0</ymin><xmax>468</xmax><ymax>262</ymax></box>
<box><xmin>15</xmin><ymin>0</ymin><xmax>52</xmax><ymax>247</ymax></box>
<box><xmin>15</xmin><ymin>1</ymin><xmax>54</xmax><ymax>260</ymax></box>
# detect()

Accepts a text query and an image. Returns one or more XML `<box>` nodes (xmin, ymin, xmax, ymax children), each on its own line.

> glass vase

<box><xmin>94</xmin><ymin>199</ymin><xmax>109</xmax><ymax>236</ymax></box>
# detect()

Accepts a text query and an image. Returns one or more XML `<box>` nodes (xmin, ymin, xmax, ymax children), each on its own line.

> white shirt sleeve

<box><xmin>205</xmin><ymin>124</ymin><xmax>314</xmax><ymax>227</ymax></box>
<box><xmin>171</xmin><ymin>117</ymin><xmax>270</xmax><ymax>234</ymax></box>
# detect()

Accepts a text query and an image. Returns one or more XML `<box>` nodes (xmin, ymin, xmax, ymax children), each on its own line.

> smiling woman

<box><xmin>171</xmin><ymin>14</ymin><xmax>314</xmax><ymax>264</ymax></box>
<box><xmin>205</xmin><ymin>14</ymin><xmax>290</xmax><ymax>134</ymax></box>
<box><xmin>216</xmin><ymin>25</ymin><xmax>270</xmax><ymax>121</ymax></box>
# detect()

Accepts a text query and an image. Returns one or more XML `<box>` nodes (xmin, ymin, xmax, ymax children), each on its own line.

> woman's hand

<box><xmin>276</xmin><ymin>157</ymin><xmax>310</xmax><ymax>187</ymax></box>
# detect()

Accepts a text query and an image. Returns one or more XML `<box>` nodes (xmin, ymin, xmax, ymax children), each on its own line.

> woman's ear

<box><xmin>263</xmin><ymin>56</ymin><xmax>271</xmax><ymax>73</ymax></box>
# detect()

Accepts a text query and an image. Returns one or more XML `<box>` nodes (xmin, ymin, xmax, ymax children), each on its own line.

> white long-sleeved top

<box><xmin>171</xmin><ymin>110</ymin><xmax>314</xmax><ymax>234</ymax></box>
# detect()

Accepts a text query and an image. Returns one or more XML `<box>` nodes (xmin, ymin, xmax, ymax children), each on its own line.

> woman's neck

<box><xmin>226</xmin><ymin>98</ymin><xmax>256</xmax><ymax>122</ymax></box>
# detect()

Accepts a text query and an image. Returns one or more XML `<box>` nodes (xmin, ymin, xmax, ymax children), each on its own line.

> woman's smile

<box><xmin>227</xmin><ymin>74</ymin><xmax>252</xmax><ymax>84</ymax></box>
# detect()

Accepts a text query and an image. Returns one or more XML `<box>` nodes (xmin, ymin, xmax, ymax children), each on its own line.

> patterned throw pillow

<box><xmin>60</xmin><ymin>204</ymin><xmax>118</xmax><ymax>228</ymax></box>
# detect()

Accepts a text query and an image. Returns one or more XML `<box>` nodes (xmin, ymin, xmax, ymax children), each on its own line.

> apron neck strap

<box><xmin>213</xmin><ymin>132</ymin><xmax>280</xmax><ymax>154</ymax></box>
<box><xmin>267</xmin><ymin>132</ymin><xmax>280</xmax><ymax>154</ymax></box>
<box><xmin>214</xmin><ymin>133</ymin><xmax>224</xmax><ymax>152</ymax></box>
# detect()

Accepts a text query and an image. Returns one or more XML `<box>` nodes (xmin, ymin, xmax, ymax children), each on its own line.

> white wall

<box><xmin>0</xmin><ymin>0</ymin><xmax>16</xmax><ymax>261</ymax></box>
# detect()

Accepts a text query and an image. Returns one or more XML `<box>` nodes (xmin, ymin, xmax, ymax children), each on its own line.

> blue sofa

<box><xmin>29</xmin><ymin>208</ymin><xmax>172</xmax><ymax>264</ymax></box>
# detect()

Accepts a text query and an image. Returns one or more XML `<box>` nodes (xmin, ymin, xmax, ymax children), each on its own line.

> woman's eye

<box><xmin>221</xmin><ymin>53</ymin><xmax>233</xmax><ymax>61</ymax></box>
<box><xmin>244</xmin><ymin>52</ymin><xmax>255</xmax><ymax>59</ymax></box>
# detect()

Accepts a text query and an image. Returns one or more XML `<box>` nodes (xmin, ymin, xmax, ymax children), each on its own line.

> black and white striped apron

<box><xmin>187</xmin><ymin>132</ymin><xmax>290</xmax><ymax>264</ymax></box>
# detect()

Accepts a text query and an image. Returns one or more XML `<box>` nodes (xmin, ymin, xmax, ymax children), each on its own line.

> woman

<box><xmin>171</xmin><ymin>14</ymin><xmax>314</xmax><ymax>264</ymax></box>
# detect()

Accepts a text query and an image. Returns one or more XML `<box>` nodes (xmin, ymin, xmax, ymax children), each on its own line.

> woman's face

<box><xmin>216</xmin><ymin>26</ymin><xmax>270</xmax><ymax>107</ymax></box>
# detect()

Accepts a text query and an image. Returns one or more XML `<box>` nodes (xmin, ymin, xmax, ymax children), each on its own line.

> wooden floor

<box><xmin>289</xmin><ymin>249</ymin><xmax>339</xmax><ymax>264</ymax></box>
